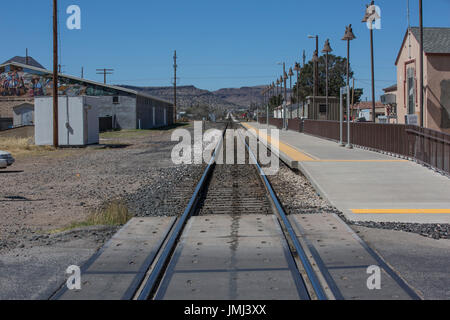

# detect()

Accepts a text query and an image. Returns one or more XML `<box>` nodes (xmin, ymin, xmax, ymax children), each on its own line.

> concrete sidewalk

<box><xmin>242</xmin><ymin>122</ymin><xmax>450</xmax><ymax>224</ymax></box>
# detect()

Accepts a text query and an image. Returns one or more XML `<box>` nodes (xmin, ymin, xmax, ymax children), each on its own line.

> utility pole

<box><xmin>362</xmin><ymin>1</ymin><xmax>377</xmax><ymax>122</ymax></box>
<box><xmin>26</xmin><ymin>48</ymin><xmax>29</xmax><ymax>65</ymax></box>
<box><xmin>81</xmin><ymin>67</ymin><xmax>84</xmax><ymax>78</ymax></box>
<box><xmin>173</xmin><ymin>50</ymin><xmax>177</xmax><ymax>123</ymax></box>
<box><xmin>96</xmin><ymin>68</ymin><xmax>114</xmax><ymax>84</ymax></box>
<box><xmin>419</xmin><ymin>0</ymin><xmax>424</xmax><ymax>127</ymax></box>
<box><xmin>53</xmin><ymin>0</ymin><xmax>59</xmax><ymax>148</ymax></box>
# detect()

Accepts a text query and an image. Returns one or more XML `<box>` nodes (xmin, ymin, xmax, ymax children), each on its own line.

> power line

<box><xmin>113</xmin><ymin>75</ymin><xmax>278</xmax><ymax>82</ymax></box>
<box><xmin>96</xmin><ymin>68</ymin><xmax>114</xmax><ymax>84</ymax></box>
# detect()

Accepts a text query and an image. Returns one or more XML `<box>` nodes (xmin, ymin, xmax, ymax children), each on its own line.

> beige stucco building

<box><xmin>395</xmin><ymin>27</ymin><xmax>450</xmax><ymax>134</ymax></box>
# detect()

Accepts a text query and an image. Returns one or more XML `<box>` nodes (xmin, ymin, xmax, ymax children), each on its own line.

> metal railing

<box><xmin>406</xmin><ymin>126</ymin><xmax>450</xmax><ymax>174</ymax></box>
<box><xmin>302</xmin><ymin>119</ymin><xmax>450</xmax><ymax>175</ymax></box>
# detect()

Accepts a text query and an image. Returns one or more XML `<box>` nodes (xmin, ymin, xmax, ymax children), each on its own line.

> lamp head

<box><xmin>362</xmin><ymin>1</ymin><xmax>376</xmax><ymax>22</ymax></box>
<box><xmin>322</xmin><ymin>39</ymin><xmax>333</xmax><ymax>53</ymax></box>
<box><xmin>342</xmin><ymin>24</ymin><xmax>356</xmax><ymax>41</ymax></box>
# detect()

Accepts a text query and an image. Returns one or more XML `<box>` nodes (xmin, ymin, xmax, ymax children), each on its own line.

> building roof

<box><xmin>0</xmin><ymin>61</ymin><xmax>173</xmax><ymax>105</ymax></box>
<box><xmin>410</xmin><ymin>27</ymin><xmax>450</xmax><ymax>54</ymax></box>
<box><xmin>383</xmin><ymin>84</ymin><xmax>397</xmax><ymax>93</ymax></box>
<box><xmin>395</xmin><ymin>27</ymin><xmax>450</xmax><ymax>65</ymax></box>
<box><xmin>13</xmin><ymin>103</ymin><xmax>34</xmax><ymax>110</ymax></box>
<box><xmin>351</xmin><ymin>101</ymin><xmax>385</xmax><ymax>110</ymax></box>
<box><xmin>2</xmin><ymin>56</ymin><xmax>45</xmax><ymax>69</ymax></box>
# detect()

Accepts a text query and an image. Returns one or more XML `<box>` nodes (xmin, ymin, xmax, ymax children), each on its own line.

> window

<box><xmin>319</xmin><ymin>104</ymin><xmax>327</xmax><ymax>113</ymax></box>
<box><xmin>407</xmin><ymin>67</ymin><xmax>415</xmax><ymax>115</ymax></box>
<box><xmin>113</xmin><ymin>96</ymin><xmax>119</xmax><ymax>104</ymax></box>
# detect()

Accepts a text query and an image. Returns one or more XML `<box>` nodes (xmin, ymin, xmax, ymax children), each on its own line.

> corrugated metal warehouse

<box><xmin>0</xmin><ymin>58</ymin><xmax>173</xmax><ymax>130</ymax></box>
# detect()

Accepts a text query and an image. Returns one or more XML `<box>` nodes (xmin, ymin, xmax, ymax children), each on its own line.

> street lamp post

<box><xmin>342</xmin><ymin>24</ymin><xmax>356</xmax><ymax>149</ymax></box>
<box><xmin>362</xmin><ymin>1</ymin><xmax>377</xmax><ymax>123</ymax></box>
<box><xmin>294</xmin><ymin>62</ymin><xmax>301</xmax><ymax>119</ymax></box>
<box><xmin>308</xmin><ymin>35</ymin><xmax>319</xmax><ymax>101</ymax></box>
<box><xmin>288</xmin><ymin>67</ymin><xmax>294</xmax><ymax>119</ymax></box>
<box><xmin>322</xmin><ymin>40</ymin><xmax>333</xmax><ymax>120</ymax></box>
<box><xmin>280</xmin><ymin>74</ymin><xmax>285</xmax><ymax>129</ymax></box>
<box><xmin>311</xmin><ymin>51</ymin><xmax>319</xmax><ymax>119</ymax></box>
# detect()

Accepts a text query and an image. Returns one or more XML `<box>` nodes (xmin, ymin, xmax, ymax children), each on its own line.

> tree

<box><xmin>291</xmin><ymin>54</ymin><xmax>363</xmax><ymax>104</ymax></box>
<box><xmin>269</xmin><ymin>94</ymin><xmax>283</xmax><ymax>110</ymax></box>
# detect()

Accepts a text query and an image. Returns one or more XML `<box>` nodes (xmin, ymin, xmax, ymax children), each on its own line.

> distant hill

<box><xmin>119</xmin><ymin>85</ymin><xmax>290</xmax><ymax>111</ymax></box>
<box><xmin>212</xmin><ymin>86</ymin><xmax>266</xmax><ymax>107</ymax></box>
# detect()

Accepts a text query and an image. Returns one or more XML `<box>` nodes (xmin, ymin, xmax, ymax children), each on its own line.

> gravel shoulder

<box><xmin>0</xmin><ymin>121</ymin><xmax>225</xmax><ymax>300</ymax></box>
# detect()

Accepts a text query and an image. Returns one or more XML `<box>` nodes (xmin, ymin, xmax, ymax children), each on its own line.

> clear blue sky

<box><xmin>1</xmin><ymin>0</ymin><xmax>449</xmax><ymax>100</ymax></box>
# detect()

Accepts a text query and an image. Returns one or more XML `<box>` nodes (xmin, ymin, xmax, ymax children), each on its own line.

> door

<box><xmin>84</xmin><ymin>108</ymin><xmax>88</xmax><ymax>145</ymax></box>
<box><xmin>22</xmin><ymin>110</ymin><xmax>33</xmax><ymax>125</ymax></box>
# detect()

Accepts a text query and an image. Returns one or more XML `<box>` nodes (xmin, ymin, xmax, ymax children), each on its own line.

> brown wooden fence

<box><xmin>258</xmin><ymin>117</ymin><xmax>284</xmax><ymax>129</ymax></box>
<box><xmin>303</xmin><ymin>119</ymin><xmax>450</xmax><ymax>175</ymax></box>
<box><xmin>287</xmin><ymin>119</ymin><xmax>303</xmax><ymax>132</ymax></box>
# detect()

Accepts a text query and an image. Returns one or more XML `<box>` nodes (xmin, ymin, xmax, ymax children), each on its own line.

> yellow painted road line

<box><xmin>317</xmin><ymin>160</ymin><xmax>409</xmax><ymax>163</ymax></box>
<box><xmin>242</xmin><ymin>123</ymin><xmax>316</xmax><ymax>161</ymax></box>
<box><xmin>352</xmin><ymin>209</ymin><xmax>450</xmax><ymax>214</ymax></box>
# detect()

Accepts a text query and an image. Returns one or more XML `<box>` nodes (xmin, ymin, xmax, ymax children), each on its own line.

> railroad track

<box><xmin>51</xmin><ymin>118</ymin><xmax>421</xmax><ymax>301</ymax></box>
<box><xmin>133</xmin><ymin>119</ymin><xmax>332</xmax><ymax>300</ymax></box>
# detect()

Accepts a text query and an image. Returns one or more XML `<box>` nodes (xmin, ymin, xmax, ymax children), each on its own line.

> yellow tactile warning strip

<box><xmin>241</xmin><ymin>123</ymin><xmax>316</xmax><ymax>161</ymax></box>
<box><xmin>242</xmin><ymin>122</ymin><xmax>408</xmax><ymax>163</ymax></box>
<box><xmin>316</xmin><ymin>160</ymin><xmax>409</xmax><ymax>162</ymax></box>
<box><xmin>352</xmin><ymin>209</ymin><xmax>450</xmax><ymax>214</ymax></box>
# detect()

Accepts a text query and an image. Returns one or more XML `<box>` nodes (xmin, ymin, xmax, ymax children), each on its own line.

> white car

<box><xmin>0</xmin><ymin>151</ymin><xmax>14</xmax><ymax>169</ymax></box>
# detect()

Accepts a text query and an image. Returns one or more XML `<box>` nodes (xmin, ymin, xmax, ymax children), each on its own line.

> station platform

<box><xmin>242</xmin><ymin>122</ymin><xmax>450</xmax><ymax>224</ymax></box>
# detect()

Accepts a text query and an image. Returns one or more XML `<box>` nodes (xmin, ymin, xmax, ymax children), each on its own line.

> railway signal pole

<box><xmin>96</xmin><ymin>68</ymin><xmax>114</xmax><ymax>84</ymax></box>
<box><xmin>53</xmin><ymin>0</ymin><xmax>59</xmax><ymax>148</ymax></box>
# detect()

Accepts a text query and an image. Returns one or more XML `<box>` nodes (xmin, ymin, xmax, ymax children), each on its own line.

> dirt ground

<box><xmin>0</xmin><ymin>122</ymin><xmax>226</xmax><ymax>299</ymax></box>
<box><xmin>0</xmin><ymin>124</ymin><xmax>198</xmax><ymax>253</ymax></box>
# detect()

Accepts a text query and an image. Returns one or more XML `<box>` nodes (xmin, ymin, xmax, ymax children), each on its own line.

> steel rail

<box><xmin>237</xmin><ymin>128</ymin><xmax>328</xmax><ymax>300</ymax></box>
<box><xmin>137</xmin><ymin>123</ymin><xmax>228</xmax><ymax>300</ymax></box>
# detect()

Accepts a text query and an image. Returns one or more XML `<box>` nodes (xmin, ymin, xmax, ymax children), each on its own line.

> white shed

<box><xmin>13</xmin><ymin>103</ymin><xmax>34</xmax><ymax>127</ymax></box>
<box><xmin>35</xmin><ymin>96</ymin><xmax>99</xmax><ymax>146</ymax></box>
